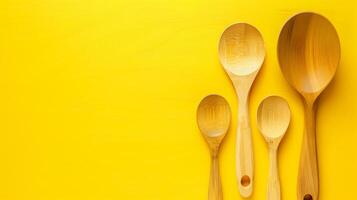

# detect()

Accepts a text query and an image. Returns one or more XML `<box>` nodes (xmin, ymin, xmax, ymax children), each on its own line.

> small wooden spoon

<box><xmin>257</xmin><ymin>96</ymin><xmax>291</xmax><ymax>200</ymax></box>
<box><xmin>219</xmin><ymin>23</ymin><xmax>265</xmax><ymax>197</ymax></box>
<box><xmin>197</xmin><ymin>95</ymin><xmax>231</xmax><ymax>200</ymax></box>
<box><xmin>278</xmin><ymin>12</ymin><xmax>340</xmax><ymax>200</ymax></box>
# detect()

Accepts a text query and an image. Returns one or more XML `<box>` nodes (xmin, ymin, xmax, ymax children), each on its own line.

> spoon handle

<box><xmin>236</xmin><ymin>97</ymin><xmax>253</xmax><ymax>197</ymax></box>
<box><xmin>297</xmin><ymin>101</ymin><xmax>318</xmax><ymax>200</ymax></box>
<box><xmin>267</xmin><ymin>148</ymin><xmax>280</xmax><ymax>200</ymax></box>
<box><xmin>208</xmin><ymin>155</ymin><xmax>223</xmax><ymax>200</ymax></box>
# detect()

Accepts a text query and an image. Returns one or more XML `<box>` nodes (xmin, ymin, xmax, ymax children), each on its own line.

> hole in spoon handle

<box><xmin>304</xmin><ymin>194</ymin><xmax>313</xmax><ymax>200</ymax></box>
<box><xmin>238</xmin><ymin>175</ymin><xmax>252</xmax><ymax>197</ymax></box>
<box><xmin>240</xmin><ymin>175</ymin><xmax>251</xmax><ymax>186</ymax></box>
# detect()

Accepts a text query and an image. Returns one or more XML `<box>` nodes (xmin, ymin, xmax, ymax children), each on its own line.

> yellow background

<box><xmin>1</xmin><ymin>0</ymin><xmax>356</xmax><ymax>199</ymax></box>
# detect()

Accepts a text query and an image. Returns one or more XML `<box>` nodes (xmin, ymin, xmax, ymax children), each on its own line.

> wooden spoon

<box><xmin>219</xmin><ymin>23</ymin><xmax>265</xmax><ymax>197</ymax></box>
<box><xmin>197</xmin><ymin>95</ymin><xmax>231</xmax><ymax>200</ymax></box>
<box><xmin>257</xmin><ymin>96</ymin><xmax>291</xmax><ymax>200</ymax></box>
<box><xmin>278</xmin><ymin>12</ymin><xmax>340</xmax><ymax>200</ymax></box>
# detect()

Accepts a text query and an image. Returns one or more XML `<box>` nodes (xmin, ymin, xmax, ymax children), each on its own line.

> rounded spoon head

<box><xmin>257</xmin><ymin>96</ymin><xmax>291</xmax><ymax>143</ymax></box>
<box><xmin>219</xmin><ymin>23</ymin><xmax>265</xmax><ymax>76</ymax></box>
<box><xmin>197</xmin><ymin>95</ymin><xmax>231</xmax><ymax>138</ymax></box>
<box><xmin>278</xmin><ymin>12</ymin><xmax>340</xmax><ymax>99</ymax></box>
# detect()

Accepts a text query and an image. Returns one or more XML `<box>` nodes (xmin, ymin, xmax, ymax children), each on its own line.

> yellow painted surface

<box><xmin>0</xmin><ymin>0</ymin><xmax>356</xmax><ymax>199</ymax></box>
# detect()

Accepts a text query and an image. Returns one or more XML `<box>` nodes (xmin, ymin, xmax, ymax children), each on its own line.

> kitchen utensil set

<box><xmin>197</xmin><ymin>12</ymin><xmax>340</xmax><ymax>200</ymax></box>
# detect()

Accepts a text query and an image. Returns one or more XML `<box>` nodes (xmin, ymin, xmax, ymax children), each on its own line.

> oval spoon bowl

<box><xmin>197</xmin><ymin>95</ymin><xmax>231</xmax><ymax>138</ymax></box>
<box><xmin>219</xmin><ymin>23</ymin><xmax>265</xmax><ymax>76</ymax></box>
<box><xmin>278</xmin><ymin>12</ymin><xmax>340</xmax><ymax>97</ymax></box>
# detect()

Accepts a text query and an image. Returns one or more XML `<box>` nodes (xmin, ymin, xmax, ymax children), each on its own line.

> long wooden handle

<box><xmin>208</xmin><ymin>155</ymin><xmax>223</xmax><ymax>200</ymax></box>
<box><xmin>236</xmin><ymin>97</ymin><xmax>253</xmax><ymax>197</ymax></box>
<box><xmin>297</xmin><ymin>101</ymin><xmax>318</xmax><ymax>200</ymax></box>
<box><xmin>267</xmin><ymin>148</ymin><xmax>280</xmax><ymax>200</ymax></box>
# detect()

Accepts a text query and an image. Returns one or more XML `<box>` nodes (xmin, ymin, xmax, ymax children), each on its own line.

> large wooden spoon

<box><xmin>278</xmin><ymin>12</ymin><xmax>340</xmax><ymax>200</ymax></box>
<box><xmin>197</xmin><ymin>95</ymin><xmax>231</xmax><ymax>200</ymax></box>
<box><xmin>219</xmin><ymin>23</ymin><xmax>265</xmax><ymax>197</ymax></box>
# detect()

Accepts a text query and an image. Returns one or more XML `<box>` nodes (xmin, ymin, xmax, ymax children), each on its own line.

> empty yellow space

<box><xmin>0</xmin><ymin>0</ymin><xmax>356</xmax><ymax>199</ymax></box>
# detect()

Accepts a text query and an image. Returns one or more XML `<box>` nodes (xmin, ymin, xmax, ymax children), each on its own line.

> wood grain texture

<box><xmin>298</xmin><ymin>100</ymin><xmax>318</xmax><ymax>200</ymax></box>
<box><xmin>219</xmin><ymin>23</ymin><xmax>265</xmax><ymax>197</ymax></box>
<box><xmin>197</xmin><ymin>95</ymin><xmax>231</xmax><ymax>200</ymax></box>
<box><xmin>209</xmin><ymin>155</ymin><xmax>223</xmax><ymax>200</ymax></box>
<box><xmin>278</xmin><ymin>12</ymin><xmax>340</xmax><ymax>200</ymax></box>
<box><xmin>267</xmin><ymin>148</ymin><xmax>280</xmax><ymax>200</ymax></box>
<box><xmin>257</xmin><ymin>96</ymin><xmax>290</xmax><ymax>200</ymax></box>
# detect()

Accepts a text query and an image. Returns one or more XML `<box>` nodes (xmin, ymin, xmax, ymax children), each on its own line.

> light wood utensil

<box><xmin>278</xmin><ymin>12</ymin><xmax>340</xmax><ymax>200</ymax></box>
<box><xmin>257</xmin><ymin>96</ymin><xmax>291</xmax><ymax>200</ymax></box>
<box><xmin>219</xmin><ymin>23</ymin><xmax>265</xmax><ymax>197</ymax></box>
<box><xmin>197</xmin><ymin>95</ymin><xmax>231</xmax><ymax>200</ymax></box>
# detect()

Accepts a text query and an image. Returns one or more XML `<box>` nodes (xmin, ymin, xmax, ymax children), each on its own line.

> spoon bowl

<box><xmin>278</xmin><ymin>12</ymin><xmax>340</xmax><ymax>200</ymax></box>
<box><xmin>197</xmin><ymin>95</ymin><xmax>231</xmax><ymax>200</ymax></box>
<box><xmin>219</xmin><ymin>23</ymin><xmax>265</xmax><ymax>197</ymax></box>
<box><xmin>257</xmin><ymin>96</ymin><xmax>291</xmax><ymax>142</ymax></box>
<box><xmin>197</xmin><ymin>95</ymin><xmax>231</xmax><ymax>139</ymax></box>
<box><xmin>278</xmin><ymin>12</ymin><xmax>340</xmax><ymax>99</ymax></box>
<box><xmin>219</xmin><ymin>23</ymin><xmax>265</xmax><ymax>76</ymax></box>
